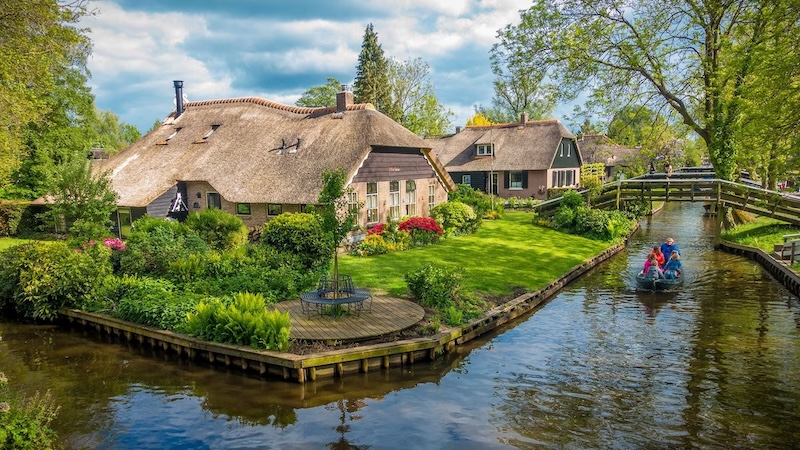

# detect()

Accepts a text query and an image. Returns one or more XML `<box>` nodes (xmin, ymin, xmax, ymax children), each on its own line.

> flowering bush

<box><xmin>399</xmin><ymin>217</ymin><xmax>443</xmax><ymax>246</ymax></box>
<box><xmin>103</xmin><ymin>238</ymin><xmax>126</xmax><ymax>251</ymax></box>
<box><xmin>366</xmin><ymin>223</ymin><xmax>385</xmax><ymax>236</ymax></box>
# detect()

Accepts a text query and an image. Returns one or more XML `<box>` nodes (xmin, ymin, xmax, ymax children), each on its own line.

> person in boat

<box><xmin>660</xmin><ymin>237</ymin><xmax>680</xmax><ymax>258</ymax></box>
<box><xmin>649</xmin><ymin>245</ymin><xmax>665</xmax><ymax>268</ymax></box>
<box><xmin>643</xmin><ymin>253</ymin><xmax>664</xmax><ymax>279</ymax></box>
<box><xmin>663</xmin><ymin>251</ymin><xmax>682</xmax><ymax>279</ymax></box>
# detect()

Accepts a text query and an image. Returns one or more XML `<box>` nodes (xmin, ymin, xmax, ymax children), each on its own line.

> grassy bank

<box><xmin>338</xmin><ymin>210</ymin><xmax>613</xmax><ymax>299</ymax></box>
<box><xmin>721</xmin><ymin>217</ymin><xmax>800</xmax><ymax>253</ymax></box>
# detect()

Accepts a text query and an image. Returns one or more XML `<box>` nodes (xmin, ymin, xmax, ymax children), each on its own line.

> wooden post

<box><xmin>715</xmin><ymin>204</ymin><xmax>725</xmax><ymax>247</ymax></box>
<box><xmin>616</xmin><ymin>182</ymin><xmax>621</xmax><ymax>210</ymax></box>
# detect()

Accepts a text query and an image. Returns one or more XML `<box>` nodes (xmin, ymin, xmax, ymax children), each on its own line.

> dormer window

<box><xmin>202</xmin><ymin>124</ymin><xmax>220</xmax><ymax>140</ymax></box>
<box><xmin>476</xmin><ymin>143</ymin><xmax>494</xmax><ymax>156</ymax></box>
<box><xmin>166</xmin><ymin>127</ymin><xmax>181</xmax><ymax>141</ymax></box>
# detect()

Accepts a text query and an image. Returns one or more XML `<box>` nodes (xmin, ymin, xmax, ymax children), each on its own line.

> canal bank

<box><xmin>59</xmin><ymin>239</ymin><xmax>628</xmax><ymax>383</ymax></box>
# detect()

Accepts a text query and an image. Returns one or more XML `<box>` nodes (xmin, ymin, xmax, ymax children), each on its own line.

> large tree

<box><xmin>485</xmin><ymin>48</ymin><xmax>557</xmax><ymax>123</ymax></box>
<box><xmin>385</xmin><ymin>57</ymin><xmax>453</xmax><ymax>136</ymax></box>
<box><xmin>353</xmin><ymin>23</ymin><xmax>391</xmax><ymax>112</ymax></box>
<box><xmin>495</xmin><ymin>0</ymin><xmax>800</xmax><ymax>181</ymax></box>
<box><xmin>296</xmin><ymin>77</ymin><xmax>342</xmax><ymax>108</ymax></box>
<box><xmin>0</xmin><ymin>0</ymin><xmax>93</xmax><ymax>188</ymax></box>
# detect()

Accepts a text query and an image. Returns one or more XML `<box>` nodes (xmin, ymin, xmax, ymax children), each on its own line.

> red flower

<box><xmin>367</xmin><ymin>223</ymin><xmax>385</xmax><ymax>236</ymax></box>
<box><xmin>398</xmin><ymin>217</ymin><xmax>444</xmax><ymax>235</ymax></box>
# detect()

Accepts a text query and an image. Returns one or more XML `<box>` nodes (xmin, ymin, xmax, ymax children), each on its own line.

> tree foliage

<box><xmin>486</xmin><ymin>47</ymin><xmax>557</xmax><ymax>123</ymax></box>
<box><xmin>385</xmin><ymin>57</ymin><xmax>453</xmax><ymax>136</ymax></box>
<box><xmin>317</xmin><ymin>169</ymin><xmax>360</xmax><ymax>281</ymax></box>
<box><xmin>495</xmin><ymin>0</ymin><xmax>800</xmax><ymax>181</ymax></box>
<box><xmin>353</xmin><ymin>23</ymin><xmax>391</xmax><ymax>112</ymax></box>
<box><xmin>296</xmin><ymin>77</ymin><xmax>342</xmax><ymax>107</ymax></box>
<box><xmin>0</xmin><ymin>0</ymin><xmax>93</xmax><ymax>189</ymax></box>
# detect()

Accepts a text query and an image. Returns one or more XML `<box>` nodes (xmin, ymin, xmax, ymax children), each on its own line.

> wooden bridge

<box><xmin>533</xmin><ymin>171</ymin><xmax>800</xmax><ymax>227</ymax></box>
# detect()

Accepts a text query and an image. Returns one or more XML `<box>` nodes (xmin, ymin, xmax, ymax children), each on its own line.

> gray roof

<box><xmin>94</xmin><ymin>97</ymin><xmax>454</xmax><ymax>207</ymax></box>
<box><xmin>578</xmin><ymin>134</ymin><xmax>640</xmax><ymax>167</ymax></box>
<box><xmin>428</xmin><ymin>119</ymin><xmax>578</xmax><ymax>172</ymax></box>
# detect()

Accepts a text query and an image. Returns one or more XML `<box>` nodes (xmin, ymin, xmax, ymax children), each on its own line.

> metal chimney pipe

<box><xmin>173</xmin><ymin>80</ymin><xmax>184</xmax><ymax>117</ymax></box>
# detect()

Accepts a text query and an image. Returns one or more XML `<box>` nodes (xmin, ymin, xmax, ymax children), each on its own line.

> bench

<box><xmin>299</xmin><ymin>274</ymin><xmax>372</xmax><ymax>317</ymax></box>
<box><xmin>774</xmin><ymin>239</ymin><xmax>800</xmax><ymax>262</ymax></box>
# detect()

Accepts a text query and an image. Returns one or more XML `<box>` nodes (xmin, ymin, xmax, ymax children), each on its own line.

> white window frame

<box><xmin>348</xmin><ymin>191</ymin><xmax>359</xmax><ymax>213</ymax></box>
<box><xmin>428</xmin><ymin>184</ymin><xmax>436</xmax><ymax>208</ymax></box>
<box><xmin>366</xmin><ymin>182</ymin><xmax>379</xmax><ymax>224</ymax></box>
<box><xmin>476</xmin><ymin>144</ymin><xmax>494</xmax><ymax>156</ymax></box>
<box><xmin>405</xmin><ymin>180</ymin><xmax>416</xmax><ymax>216</ymax></box>
<box><xmin>389</xmin><ymin>180</ymin><xmax>400</xmax><ymax>221</ymax></box>
<box><xmin>510</xmin><ymin>171</ymin><xmax>524</xmax><ymax>189</ymax></box>
<box><xmin>461</xmin><ymin>174</ymin><xmax>471</xmax><ymax>185</ymax></box>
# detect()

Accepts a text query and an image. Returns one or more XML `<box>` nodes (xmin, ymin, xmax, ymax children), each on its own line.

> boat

<box><xmin>636</xmin><ymin>271</ymin><xmax>684</xmax><ymax>291</ymax></box>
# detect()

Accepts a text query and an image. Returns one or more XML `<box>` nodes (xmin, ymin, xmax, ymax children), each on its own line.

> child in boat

<box><xmin>650</xmin><ymin>245</ymin><xmax>665</xmax><ymax>268</ymax></box>
<box><xmin>643</xmin><ymin>253</ymin><xmax>664</xmax><ymax>279</ymax></box>
<box><xmin>663</xmin><ymin>251</ymin><xmax>682</xmax><ymax>279</ymax></box>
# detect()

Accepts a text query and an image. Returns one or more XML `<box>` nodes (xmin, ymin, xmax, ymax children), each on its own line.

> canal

<box><xmin>1</xmin><ymin>202</ymin><xmax>799</xmax><ymax>449</ymax></box>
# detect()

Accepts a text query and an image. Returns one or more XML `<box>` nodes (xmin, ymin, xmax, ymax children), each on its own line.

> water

<box><xmin>1</xmin><ymin>203</ymin><xmax>799</xmax><ymax>449</ymax></box>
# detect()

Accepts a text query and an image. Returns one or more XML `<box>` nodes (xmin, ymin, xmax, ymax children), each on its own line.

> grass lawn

<box><xmin>337</xmin><ymin>210</ymin><xmax>614</xmax><ymax>299</ymax></box>
<box><xmin>721</xmin><ymin>216</ymin><xmax>800</xmax><ymax>253</ymax></box>
<box><xmin>0</xmin><ymin>237</ymin><xmax>30</xmax><ymax>251</ymax></box>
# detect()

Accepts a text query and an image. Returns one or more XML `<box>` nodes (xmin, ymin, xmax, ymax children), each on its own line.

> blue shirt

<box><xmin>660</xmin><ymin>242</ymin><xmax>680</xmax><ymax>257</ymax></box>
<box><xmin>664</xmin><ymin>259</ymin><xmax>682</xmax><ymax>272</ymax></box>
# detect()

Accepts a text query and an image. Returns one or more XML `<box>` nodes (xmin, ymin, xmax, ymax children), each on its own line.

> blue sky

<box><xmin>81</xmin><ymin>0</ymin><xmax>574</xmax><ymax>134</ymax></box>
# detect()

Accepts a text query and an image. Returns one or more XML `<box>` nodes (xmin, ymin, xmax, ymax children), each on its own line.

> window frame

<box><xmin>389</xmin><ymin>180</ymin><xmax>400</xmax><ymax>221</ymax></box>
<box><xmin>476</xmin><ymin>143</ymin><xmax>494</xmax><ymax>156</ymax></box>
<box><xmin>236</xmin><ymin>203</ymin><xmax>251</xmax><ymax>216</ymax></box>
<box><xmin>405</xmin><ymin>180</ymin><xmax>416</xmax><ymax>216</ymax></box>
<box><xmin>207</xmin><ymin>192</ymin><xmax>222</xmax><ymax>209</ymax></box>
<box><xmin>461</xmin><ymin>174</ymin><xmax>472</xmax><ymax>185</ymax></box>
<box><xmin>510</xmin><ymin>171</ymin><xmax>524</xmax><ymax>189</ymax></box>
<box><xmin>267</xmin><ymin>203</ymin><xmax>282</xmax><ymax>216</ymax></box>
<box><xmin>428</xmin><ymin>184</ymin><xmax>436</xmax><ymax>208</ymax></box>
<box><xmin>366</xmin><ymin>182</ymin><xmax>379</xmax><ymax>224</ymax></box>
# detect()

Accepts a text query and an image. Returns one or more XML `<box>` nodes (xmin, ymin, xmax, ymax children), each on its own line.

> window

<box><xmin>405</xmin><ymin>180</ymin><xmax>416</xmax><ymax>216</ymax></box>
<box><xmin>487</xmin><ymin>172</ymin><xmax>498</xmax><ymax>195</ymax></box>
<box><xmin>566</xmin><ymin>141</ymin><xmax>571</xmax><ymax>157</ymax></box>
<box><xmin>267</xmin><ymin>203</ymin><xmax>282</xmax><ymax>216</ymax></box>
<box><xmin>553</xmin><ymin>170</ymin><xmax>575</xmax><ymax>187</ymax></box>
<box><xmin>366</xmin><ymin>182</ymin><xmax>378</xmax><ymax>224</ymax></box>
<box><xmin>348</xmin><ymin>192</ymin><xmax>359</xmax><ymax>213</ymax></box>
<box><xmin>207</xmin><ymin>192</ymin><xmax>221</xmax><ymax>209</ymax></box>
<box><xmin>428</xmin><ymin>184</ymin><xmax>436</xmax><ymax>208</ymax></box>
<box><xmin>476</xmin><ymin>144</ymin><xmax>493</xmax><ymax>156</ymax></box>
<box><xmin>117</xmin><ymin>208</ymin><xmax>132</xmax><ymax>239</ymax></box>
<box><xmin>236</xmin><ymin>203</ymin><xmax>251</xmax><ymax>215</ymax></box>
<box><xmin>510</xmin><ymin>171</ymin><xmax>524</xmax><ymax>189</ymax></box>
<box><xmin>389</xmin><ymin>180</ymin><xmax>400</xmax><ymax>220</ymax></box>
<box><xmin>203</xmin><ymin>124</ymin><xmax>220</xmax><ymax>140</ymax></box>
<box><xmin>461</xmin><ymin>174</ymin><xmax>471</xmax><ymax>185</ymax></box>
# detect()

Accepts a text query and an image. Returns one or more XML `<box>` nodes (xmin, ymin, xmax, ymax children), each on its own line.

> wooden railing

<box><xmin>533</xmin><ymin>176</ymin><xmax>800</xmax><ymax>226</ymax></box>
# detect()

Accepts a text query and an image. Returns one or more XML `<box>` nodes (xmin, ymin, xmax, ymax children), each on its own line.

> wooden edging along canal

<box><xmin>718</xmin><ymin>240</ymin><xmax>800</xmax><ymax>297</ymax></box>
<box><xmin>59</xmin><ymin>242</ymin><xmax>626</xmax><ymax>383</ymax></box>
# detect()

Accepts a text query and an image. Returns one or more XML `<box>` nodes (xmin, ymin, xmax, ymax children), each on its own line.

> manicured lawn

<box><xmin>721</xmin><ymin>216</ymin><xmax>800</xmax><ymax>253</ymax></box>
<box><xmin>337</xmin><ymin>211</ymin><xmax>613</xmax><ymax>298</ymax></box>
<box><xmin>0</xmin><ymin>238</ymin><xmax>30</xmax><ymax>250</ymax></box>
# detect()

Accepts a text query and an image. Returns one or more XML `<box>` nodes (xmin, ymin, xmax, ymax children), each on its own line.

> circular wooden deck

<box><xmin>274</xmin><ymin>295</ymin><xmax>425</xmax><ymax>342</ymax></box>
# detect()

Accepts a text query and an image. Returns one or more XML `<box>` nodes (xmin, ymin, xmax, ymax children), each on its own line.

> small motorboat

<box><xmin>636</xmin><ymin>271</ymin><xmax>683</xmax><ymax>291</ymax></box>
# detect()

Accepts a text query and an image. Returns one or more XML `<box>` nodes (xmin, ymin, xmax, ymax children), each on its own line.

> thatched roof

<box><xmin>578</xmin><ymin>134</ymin><xmax>640</xmax><ymax>167</ymax></box>
<box><xmin>94</xmin><ymin>97</ymin><xmax>453</xmax><ymax>207</ymax></box>
<box><xmin>428</xmin><ymin>119</ymin><xmax>578</xmax><ymax>172</ymax></box>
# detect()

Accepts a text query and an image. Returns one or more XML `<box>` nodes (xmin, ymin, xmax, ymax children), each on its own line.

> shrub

<box><xmin>448</xmin><ymin>184</ymin><xmax>502</xmax><ymax>217</ymax></box>
<box><xmin>560</xmin><ymin>189</ymin><xmax>586</xmax><ymax>209</ymax></box>
<box><xmin>430</xmin><ymin>202</ymin><xmax>481</xmax><ymax>236</ymax></box>
<box><xmin>260</xmin><ymin>213</ymin><xmax>329</xmax><ymax>270</ymax></box>
<box><xmin>399</xmin><ymin>217</ymin><xmax>443</xmax><ymax>246</ymax></box>
<box><xmin>0</xmin><ymin>202</ymin><xmax>27</xmax><ymax>237</ymax></box>
<box><xmin>404</xmin><ymin>264</ymin><xmax>465</xmax><ymax>310</ymax></box>
<box><xmin>0</xmin><ymin>241</ymin><xmax>112</xmax><ymax>320</ymax></box>
<box><xmin>551</xmin><ymin>205</ymin><xmax>577</xmax><ymax>231</ymax></box>
<box><xmin>110</xmin><ymin>276</ymin><xmax>204</xmax><ymax>330</ymax></box>
<box><xmin>183</xmin><ymin>292</ymin><xmax>291</xmax><ymax>351</ymax></box>
<box><xmin>0</xmin><ymin>372</ymin><xmax>60</xmax><ymax>449</ymax></box>
<box><xmin>352</xmin><ymin>234</ymin><xmax>391</xmax><ymax>256</ymax></box>
<box><xmin>118</xmin><ymin>216</ymin><xmax>208</xmax><ymax>276</ymax></box>
<box><xmin>366</xmin><ymin>223</ymin><xmax>385</xmax><ymax>236</ymax></box>
<box><xmin>184</xmin><ymin>208</ymin><xmax>248</xmax><ymax>251</ymax></box>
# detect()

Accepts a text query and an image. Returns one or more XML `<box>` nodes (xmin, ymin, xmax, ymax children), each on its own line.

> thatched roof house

<box><xmin>428</xmin><ymin>114</ymin><xmax>582</xmax><ymax>199</ymax></box>
<box><xmin>577</xmin><ymin>134</ymin><xmax>640</xmax><ymax>180</ymax></box>
<box><xmin>95</xmin><ymin>83</ymin><xmax>455</xmax><ymax>236</ymax></box>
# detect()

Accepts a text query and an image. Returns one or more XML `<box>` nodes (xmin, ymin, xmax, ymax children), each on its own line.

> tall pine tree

<box><xmin>353</xmin><ymin>24</ymin><xmax>390</xmax><ymax>112</ymax></box>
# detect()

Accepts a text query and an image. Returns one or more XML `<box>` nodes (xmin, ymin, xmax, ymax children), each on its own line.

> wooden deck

<box><xmin>274</xmin><ymin>295</ymin><xmax>425</xmax><ymax>342</ymax></box>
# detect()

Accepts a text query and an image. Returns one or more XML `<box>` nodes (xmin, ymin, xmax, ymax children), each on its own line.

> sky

<box><xmin>81</xmin><ymin>0</ymin><xmax>573</xmax><ymax>135</ymax></box>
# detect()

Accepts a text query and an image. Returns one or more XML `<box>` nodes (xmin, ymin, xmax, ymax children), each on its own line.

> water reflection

<box><xmin>1</xmin><ymin>203</ymin><xmax>799</xmax><ymax>448</ymax></box>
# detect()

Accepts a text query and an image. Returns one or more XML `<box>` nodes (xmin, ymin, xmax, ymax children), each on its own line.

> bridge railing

<box><xmin>532</xmin><ymin>177</ymin><xmax>800</xmax><ymax>226</ymax></box>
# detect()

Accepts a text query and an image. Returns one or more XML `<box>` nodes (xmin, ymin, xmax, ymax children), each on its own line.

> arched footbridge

<box><xmin>533</xmin><ymin>171</ymin><xmax>800</xmax><ymax>227</ymax></box>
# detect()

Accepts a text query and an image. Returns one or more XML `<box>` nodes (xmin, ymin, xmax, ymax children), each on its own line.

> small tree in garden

<box><xmin>318</xmin><ymin>169</ymin><xmax>361</xmax><ymax>296</ymax></box>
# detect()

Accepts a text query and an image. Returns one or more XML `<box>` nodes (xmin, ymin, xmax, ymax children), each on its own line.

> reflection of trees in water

<box><xmin>326</xmin><ymin>398</ymin><xmax>370</xmax><ymax>449</ymax></box>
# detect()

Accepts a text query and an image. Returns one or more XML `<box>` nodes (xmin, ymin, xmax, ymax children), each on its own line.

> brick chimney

<box><xmin>520</xmin><ymin>112</ymin><xmax>528</xmax><ymax>124</ymax></box>
<box><xmin>336</xmin><ymin>85</ymin><xmax>353</xmax><ymax>112</ymax></box>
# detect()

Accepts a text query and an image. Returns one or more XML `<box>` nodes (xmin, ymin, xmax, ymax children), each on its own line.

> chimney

<box><xmin>455</xmin><ymin>126</ymin><xmax>462</xmax><ymax>134</ymax></box>
<box><xmin>173</xmin><ymin>80</ymin><xmax>184</xmax><ymax>117</ymax></box>
<box><xmin>336</xmin><ymin>84</ymin><xmax>353</xmax><ymax>112</ymax></box>
<box><xmin>520</xmin><ymin>112</ymin><xmax>528</xmax><ymax>124</ymax></box>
